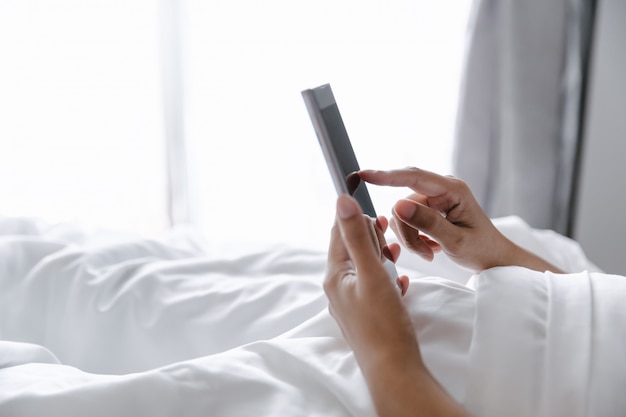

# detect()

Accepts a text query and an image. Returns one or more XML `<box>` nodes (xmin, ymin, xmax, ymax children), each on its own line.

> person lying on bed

<box><xmin>324</xmin><ymin>167</ymin><xmax>563</xmax><ymax>417</ymax></box>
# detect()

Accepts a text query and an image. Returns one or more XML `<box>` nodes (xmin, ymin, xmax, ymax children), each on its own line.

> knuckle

<box><xmin>327</xmin><ymin>304</ymin><xmax>335</xmax><ymax>319</ymax></box>
<box><xmin>323</xmin><ymin>272</ymin><xmax>339</xmax><ymax>297</ymax></box>
<box><xmin>448</xmin><ymin>177</ymin><xmax>469</xmax><ymax>193</ymax></box>
<box><xmin>406</xmin><ymin>166</ymin><xmax>421</xmax><ymax>175</ymax></box>
<box><xmin>322</xmin><ymin>278</ymin><xmax>333</xmax><ymax>295</ymax></box>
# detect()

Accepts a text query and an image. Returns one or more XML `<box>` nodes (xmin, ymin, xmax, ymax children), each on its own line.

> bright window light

<box><xmin>184</xmin><ymin>1</ymin><xmax>472</xmax><ymax>252</ymax></box>
<box><xmin>0</xmin><ymin>0</ymin><xmax>167</xmax><ymax>235</ymax></box>
<box><xmin>0</xmin><ymin>1</ymin><xmax>471</xmax><ymax>251</ymax></box>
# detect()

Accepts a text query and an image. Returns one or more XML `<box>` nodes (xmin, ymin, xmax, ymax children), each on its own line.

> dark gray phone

<box><xmin>302</xmin><ymin>83</ymin><xmax>398</xmax><ymax>281</ymax></box>
<box><xmin>301</xmin><ymin>83</ymin><xmax>378</xmax><ymax>217</ymax></box>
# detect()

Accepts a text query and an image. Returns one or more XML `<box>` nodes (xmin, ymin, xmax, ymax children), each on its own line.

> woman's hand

<box><xmin>360</xmin><ymin>167</ymin><xmax>563</xmax><ymax>273</ymax></box>
<box><xmin>325</xmin><ymin>195</ymin><xmax>415</xmax><ymax>364</ymax></box>
<box><xmin>325</xmin><ymin>194</ymin><xmax>471</xmax><ymax>417</ymax></box>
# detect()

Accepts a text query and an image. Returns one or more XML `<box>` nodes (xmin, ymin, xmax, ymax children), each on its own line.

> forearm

<box><xmin>358</xmin><ymin>351</ymin><xmax>472</xmax><ymax>417</ymax></box>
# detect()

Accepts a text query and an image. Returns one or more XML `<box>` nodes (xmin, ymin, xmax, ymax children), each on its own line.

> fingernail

<box><xmin>382</xmin><ymin>246</ymin><xmax>393</xmax><ymax>261</ymax></box>
<box><xmin>395</xmin><ymin>200</ymin><xmax>416</xmax><ymax>219</ymax></box>
<box><xmin>337</xmin><ymin>195</ymin><xmax>359</xmax><ymax>219</ymax></box>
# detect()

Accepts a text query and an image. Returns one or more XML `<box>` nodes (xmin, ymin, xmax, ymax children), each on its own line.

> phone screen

<box><xmin>302</xmin><ymin>84</ymin><xmax>378</xmax><ymax>218</ymax></box>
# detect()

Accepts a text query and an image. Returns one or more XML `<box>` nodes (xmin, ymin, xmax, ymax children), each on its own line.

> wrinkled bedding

<box><xmin>1</xmin><ymin>215</ymin><xmax>624</xmax><ymax>417</ymax></box>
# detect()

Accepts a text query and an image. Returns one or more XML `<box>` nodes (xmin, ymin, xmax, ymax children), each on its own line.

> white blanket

<box><xmin>0</xmin><ymin>216</ymin><xmax>624</xmax><ymax>416</ymax></box>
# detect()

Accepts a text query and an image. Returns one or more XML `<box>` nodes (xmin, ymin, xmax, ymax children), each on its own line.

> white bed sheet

<box><xmin>1</xmin><ymin>215</ymin><xmax>624</xmax><ymax>416</ymax></box>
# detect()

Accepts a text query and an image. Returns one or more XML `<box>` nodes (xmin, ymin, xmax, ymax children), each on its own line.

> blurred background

<box><xmin>1</xmin><ymin>0</ymin><xmax>625</xmax><ymax>273</ymax></box>
<box><xmin>0</xmin><ymin>0</ymin><xmax>471</xmax><ymax>251</ymax></box>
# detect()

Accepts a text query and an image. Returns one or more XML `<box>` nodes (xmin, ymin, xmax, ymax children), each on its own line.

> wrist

<box><xmin>361</xmin><ymin>350</ymin><xmax>471</xmax><ymax>417</ymax></box>
<box><xmin>498</xmin><ymin>238</ymin><xmax>563</xmax><ymax>273</ymax></box>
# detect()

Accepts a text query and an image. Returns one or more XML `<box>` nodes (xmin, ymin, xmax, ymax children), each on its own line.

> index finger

<box><xmin>359</xmin><ymin>167</ymin><xmax>450</xmax><ymax>197</ymax></box>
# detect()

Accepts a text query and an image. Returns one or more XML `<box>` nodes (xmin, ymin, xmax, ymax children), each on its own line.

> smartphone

<box><xmin>301</xmin><ymin>83</ymin><xmax>398</xmax><ymax>281</ymax></box>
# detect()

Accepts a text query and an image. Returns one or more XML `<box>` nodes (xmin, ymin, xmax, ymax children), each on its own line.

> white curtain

<box><xmin>453</xmin><ymin>0</ymin><xmax>596</xmax><ymax>234</ymax></box>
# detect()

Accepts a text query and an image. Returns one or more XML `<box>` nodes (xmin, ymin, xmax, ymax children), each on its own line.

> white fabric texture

<box><xmin>0</xmin><ymin>215</ymin><xmax>623</xmax><ymax>416</ymax></box>
<box><xmin>464</xmin><ymin>268</ymin><xmax>626</xmax><ymax>416</ymax></box>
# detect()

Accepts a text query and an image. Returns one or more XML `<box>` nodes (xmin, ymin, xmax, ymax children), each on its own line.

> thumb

<box><xmin>393</xmin><ymin>199</ymin><xmax>454</xmax><ymax>245</ymax></box>
<box><xmin>336</xmin><ymin>195</ymin><xmax>385</xmax><ymax>275</ymax></box>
